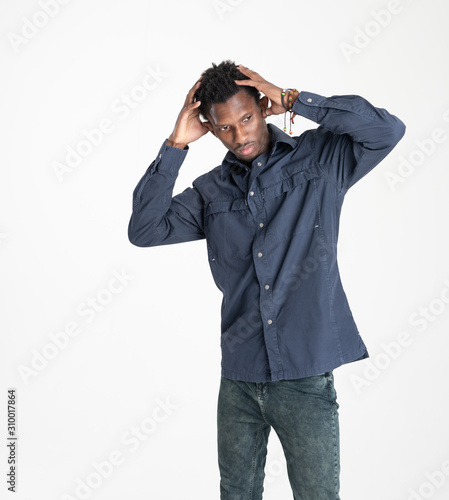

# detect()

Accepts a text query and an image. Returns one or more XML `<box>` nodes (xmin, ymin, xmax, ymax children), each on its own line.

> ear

<box><xmin>258</xmin><ymin>95</ymin><xmax>269</xmax><ymax>116</ymax></box>
<box><xmin>203</xmin><ymin>120</ymin><xmax>216</xmax><ymax>137</ymax></box>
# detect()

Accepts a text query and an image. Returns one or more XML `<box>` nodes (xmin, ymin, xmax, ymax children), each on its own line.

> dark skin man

<box><xmin>166</xmin><ymin>65</ymin><xmax>296</xmax><ymax>163</ymax></box>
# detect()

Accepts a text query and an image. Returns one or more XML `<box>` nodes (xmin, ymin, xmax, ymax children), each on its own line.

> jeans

<box><xmin>217</xmin><ymin>372</ymin><xmax>340</xmax><ymax>500</ymax></box>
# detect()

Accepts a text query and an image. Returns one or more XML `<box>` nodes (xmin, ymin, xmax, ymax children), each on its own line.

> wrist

<box><xmin>290</xmin><ymin>89</ymin><xmax>300</xmax><ymax>107</ymax></box>
<box><xmin>166</xmin><ymin>137</ymin><xmax>187</xmax><ymax>150</ymax></box>
<box><xmin>281</xmin><ymin>88</ymin><xmax>299</xmax><ymax>111</ymax></box>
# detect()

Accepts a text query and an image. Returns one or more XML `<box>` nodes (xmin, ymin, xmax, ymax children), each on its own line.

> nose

<box><xmin>234</xmin><ymin>123</ymin><xmax>248</xmax><ymax>146</ymax></box>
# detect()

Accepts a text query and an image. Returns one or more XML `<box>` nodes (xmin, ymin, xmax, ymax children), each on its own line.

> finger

<box><xmin>237</xmin><ymin>64</ymin><xmax>254</xmax><ymax>74</ymax></box>
<box><xmin>184</xmin><ymin>78</ymin><xmax>202</xmax><ymax>104</ymax></box>
<box><xmin>194</xmin><ymin>76</ymin><xmax>202</xmax><ymax>87</ymax></box>
<box><xmin>189</xmin><ymin>76</ymin><xmax>202</xmax><ymax>89</ymax></box>
<box><xmin>187</xmin><ymin>100</ymin><xmax>201</xmax><ymax>109</ymax></box>
<box><xmin>183</xmin><ymin>100</ymin><xmax>201</xmax><ymax>114</ymax></box>
<box><xmin>188</xmin><ymin>79</ymin><xmax>202</xmax><ymax>97</ymax></box>
<box><xmin>235</xmin><ymin>79</ymin><xmax>257</xmax><ymax>87</ymax></box>
<box><xmin>237</xmin><ymin>64</ymin><xmax>261</xmax><ymax>79</ymax></box>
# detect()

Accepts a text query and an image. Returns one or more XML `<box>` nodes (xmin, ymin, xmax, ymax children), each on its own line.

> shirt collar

<box><xmin>220</xmin><ymin>124</ymin><xmax>297</xmax><ymax>181</ymax></box>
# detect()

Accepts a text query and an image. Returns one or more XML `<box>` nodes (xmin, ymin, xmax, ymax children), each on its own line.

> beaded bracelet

<box><xmin>282</xmin><ymin>88</ymin><xmax>298</xmax><ymax>135</ymax></box>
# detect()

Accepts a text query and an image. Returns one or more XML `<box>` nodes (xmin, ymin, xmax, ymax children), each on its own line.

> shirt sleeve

<box><xmin>128</xmin><ymin>140</ymin><xmax>206</xmax><ymax>247</ymax></box>
<box><xmin>292</xmin><ymin>91</ymin><xmax>406</xmax><ymax>191</ymax></box>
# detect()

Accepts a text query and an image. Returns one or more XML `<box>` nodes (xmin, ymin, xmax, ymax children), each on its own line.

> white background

<box><xmin>1</xmin><ymin>0</ymin><xmax>449</xmax><ymax>499</ymax></box>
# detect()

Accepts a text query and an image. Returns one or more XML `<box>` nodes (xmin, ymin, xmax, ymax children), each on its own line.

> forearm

<box><xmin>128</xmin><ymin>140</ymin><xmax>192</xmax><ymax>247</ymax></box>
<box><xmin>289</xmin><ymin>91</ymin><xmax>405</xmax><ymax>189</ymax></box>
<box><xmin>292</xmin><ymin>91</ymin><xmax>406</xmax><ymax>152</ymax></box>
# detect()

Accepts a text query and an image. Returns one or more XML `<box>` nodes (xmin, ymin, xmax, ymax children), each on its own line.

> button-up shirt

<box><xmin>128</xmin><ymin>91</ymin><xmax>406</xmax><ymax>382</ymax></box>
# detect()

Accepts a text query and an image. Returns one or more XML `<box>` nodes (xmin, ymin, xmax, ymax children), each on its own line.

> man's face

<box><xmin>205</xmin><ymin>90</ymin><xmax>270</xmax><ymax>164</ymax></box>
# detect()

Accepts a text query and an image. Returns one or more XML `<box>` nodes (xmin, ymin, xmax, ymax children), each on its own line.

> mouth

<box><xmin>237</xmin><ymin>142</ymin><xmax>256</xmax><ymax>156</ymax></box>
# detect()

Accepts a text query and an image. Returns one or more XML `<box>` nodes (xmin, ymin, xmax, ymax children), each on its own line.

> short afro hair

<box><xmin>194</xmin><ymin>60</ymin><xmax>261</xmax><ymax>119</ymax></box>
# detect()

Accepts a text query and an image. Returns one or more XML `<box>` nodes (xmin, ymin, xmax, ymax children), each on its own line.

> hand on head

<box><xmin>167</xmin><ymin>77</ymin><xmax>209</xmax><ymax>149</ymax></box>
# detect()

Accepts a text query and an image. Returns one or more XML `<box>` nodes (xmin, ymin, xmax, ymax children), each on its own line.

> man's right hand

<box><xmin>166</xmin><ymin>78</ymin><xmax>209</xmax><ymax>149</ymax></box>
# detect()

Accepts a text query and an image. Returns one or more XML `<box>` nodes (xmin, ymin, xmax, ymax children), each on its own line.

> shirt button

<box><xmin>259</xmin><ymin>222</ymin><xmax>264</xmax><ymax>228</ymax></box>
<box><xmin>307</xmin><ymin>98</ymin><xmax>312</xmax><ymax>103</ymax></box>
<box><xmin>257</xmin><ymin>252</ymin><xmax>263</xmax><ymax>258</ymax></box>
<box><xmin>267</xmin><ymin>319</ymin><xmax>273</xmax><ymax>325</ymax></box>
<box><xmin>257</xmin><ymin>162</ymin><xmax>262</xmax><ymax>167</ymax></box>
<box><xmin>249</xmin><ymin>191</ymin><xmax>255</xmax><ymax>196</ymax></box>
<box><xmin>265</xmin><ymin>285</ymin><xmax>270</xmax><ymax>290</ymax></box>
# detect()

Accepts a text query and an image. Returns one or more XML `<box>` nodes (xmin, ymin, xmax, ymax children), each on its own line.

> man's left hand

<box><xmin>235</xmin><ymin>65</ymin><xmax>298</xmax><ymax>117</ymax></box>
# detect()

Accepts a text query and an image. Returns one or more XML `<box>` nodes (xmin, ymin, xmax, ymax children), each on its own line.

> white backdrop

<box><xmin>1</xmin><ymin>0</ymin><xmax>449</xmax><ymax>499</ymax></box>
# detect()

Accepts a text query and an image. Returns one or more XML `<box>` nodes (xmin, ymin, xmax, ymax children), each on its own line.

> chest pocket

<box><xmin>204</xmin><ymin>198</ymin><xmax>255</xmax><ymax>259</ymax></box>
<box><xmin>261</xmin><ymin>166</ymin><xmax>323</xmax><ymax>244</ymax></box>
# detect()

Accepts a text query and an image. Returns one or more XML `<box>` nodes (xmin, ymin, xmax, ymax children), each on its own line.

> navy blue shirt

<box><xmin>128</xmin><ymin>91</ymin><xmax>406</xmax><ymax>382</ymax></box>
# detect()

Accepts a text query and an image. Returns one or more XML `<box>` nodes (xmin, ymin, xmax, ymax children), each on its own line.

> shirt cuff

<box><xmin>149</xmin><ymin>139</ymin><xmax>189</xmax><ymax>176</ymax></box>
<box><xmin>291</xmin><ymin>91</ymin><xmax>325</xmax><ymax>123</ymax></box>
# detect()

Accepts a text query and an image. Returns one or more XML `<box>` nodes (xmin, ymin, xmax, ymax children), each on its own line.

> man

<box><xmin>128</xmin><ymin>60</ymin><xmax>405</xmax><ymax>499</ymax></box>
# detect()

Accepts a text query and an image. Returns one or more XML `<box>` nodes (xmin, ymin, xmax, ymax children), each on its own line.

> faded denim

<box><xmin>217</xmin><ymin>372</ymin><xmax>340</xmax><ymax>499</ymax></box>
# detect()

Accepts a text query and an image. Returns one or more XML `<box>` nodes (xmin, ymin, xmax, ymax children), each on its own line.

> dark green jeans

<box><xmin>217</xmin><ymin>372</ymin><xmax>340</xmax><ymax>499</ymax></box>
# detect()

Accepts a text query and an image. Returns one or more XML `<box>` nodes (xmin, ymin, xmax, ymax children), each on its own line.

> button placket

<box><xmin>246</xmin><ymin>180</ymin><xmax>279</xmax><ymax>375</ymax></box>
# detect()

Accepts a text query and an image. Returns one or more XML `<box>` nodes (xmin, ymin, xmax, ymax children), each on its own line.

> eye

<box><xmin>220</xmin><ymin>125</ymin><xmax>230</xmax><ymax>131</ymax></box>
<box><xmin>243</xmin><ymin>115</ymin><xmax>252</xmax><ymax>122</ymax></box>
